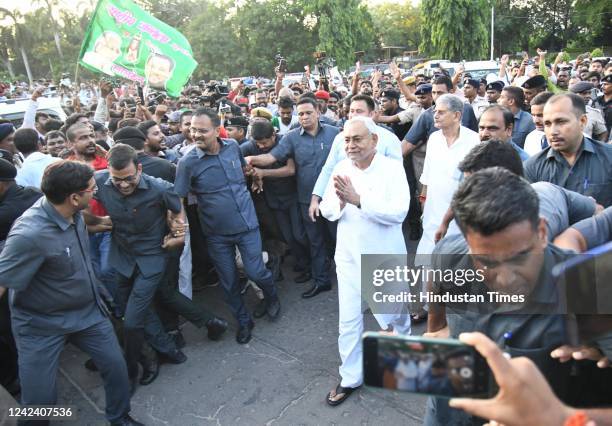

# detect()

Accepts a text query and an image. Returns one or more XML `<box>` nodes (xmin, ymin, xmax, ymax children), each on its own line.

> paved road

<box><xmin>54</xmin><ymin>242</ymin><xmax>428</xmax><ymax>425</ymax></box>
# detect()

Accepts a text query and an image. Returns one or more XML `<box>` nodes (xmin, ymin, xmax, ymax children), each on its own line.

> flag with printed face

<box><xmin>79</xmin><ymin>0</ymin><xmax>197</xmax><ymax>97</ymax></box>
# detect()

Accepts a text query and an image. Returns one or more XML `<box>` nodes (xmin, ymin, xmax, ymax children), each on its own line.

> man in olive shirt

<box><xmin>0</xmin><ymin>161</ymin><xmax>141</xmax><ymax>426</ymax></box>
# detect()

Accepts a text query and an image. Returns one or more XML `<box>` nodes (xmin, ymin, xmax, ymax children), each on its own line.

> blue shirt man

<box><xmin>511</xmin><ymin>108</ymin><xmax>536</xmax><ymax>148</ymax></box>
<box><xmin>499</xmin><ymin>86</ymin><xmax>536</xmax><ymax>148</ymax></box>
<box><xmin>478</xmin><ymin>105</ymin><xmax>530</xmax><ymax>162</ymax></box>
<box><xmin>0</xmin><ymin>160</ymin><xmax>134</xmax><ymax>425</ymax></box>
<box><xmin>240</xmin><ymin>120</ymin><xmax>310</xmax><ymax>278</ymax></box>
<box><xmin>245</xmin><ymin>98</ymin><xmax>340</xmax><ymax>299</ymax></box>
<box><xmin>175</xmin><ymin>108</ymin><xmax>279</xmax><ymax>344</ymax></box>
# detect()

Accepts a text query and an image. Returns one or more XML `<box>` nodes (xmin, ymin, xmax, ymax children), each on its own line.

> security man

<box><xmin>175</xmin><ymin>108</ymin><xmax>281</xmax><ymax>345</ymax></box>
<box><xmin>245</xmin><ymin>98</ymin><xmax>340</xmax><ymax>299</ymax></box>
<box><xmin>0</xmin><ymin>158</ymin><xmax>42</xmax><ymax>396</ymax></box>
<box><xmin>225</xmin><ymin>116</ymin><xmax>250</xmax><ymax>145</ymax></box>
<box><xmin>0</xmin><ymin>160</ymin><xmax>142</xmax><ymax>426</ymax></box>
<box><xmin>90</xmin><ymin>144</ymin><xmax>187</xmax><ymax>390</ymax></box>
<box><xmin>485</xmin><ymin>80</ymin><xmax>505</xmax><ymax>104</ymax></box>
<box><xmin>522</xmin><ymin>74</ymin><xmax>547</xmax><ymax>110</ymax></box>
<box><xmin>240</xmin><ymin>120</ymin><xmax>311</xmax><ymax>282</ymax></box>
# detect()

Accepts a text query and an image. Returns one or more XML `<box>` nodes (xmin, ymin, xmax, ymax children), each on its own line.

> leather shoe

<box><xmin>205</xmin><ymin>317</ymin><xmax>228</xmax><ymax>341</ymax></box>
<box><xmin>160</xmin><ymin>349</ymin><xmax>187</xmax><ymax>364</ymax></box>
<box><xmin>111</xmin><ymin>414</ymin><xmax>144</xmax><ymax>426</ymax></box>
<box><xmin>236</xmin><ymin>320</ymin><xmax>254</xmax><ymax>344</ymax></box>
<box><xmin>253</xmin><ymin>299</ymin><xmax>268</xmax><ymax>319</ymax></box>
<box><xmin>169</xmin><ymin>330</ymin><xmax>186</xmax><ymax>349</ymax></box>
<box><xmin>266</xmin><ymin>297</ymin><xmax>281</xmax><ymax>320</ymax></box>
<box><xmin>84</xmin><ymin>358</ymin><xmax>98</xmax><ymax>372</ymax></box>
<box><xmin>301</xmin><ymin>283</ymin><xmax>331</xmax><ymax>299</ymax></box>
<box><xmin>139</xmin><ymin>353</ymin><xmax>159</xmax><ymax>386</ymax></box>
<box><xmin>294</xmin><ymin>271</ymin><xmax>312</xmax><ymax>283</ymax></box>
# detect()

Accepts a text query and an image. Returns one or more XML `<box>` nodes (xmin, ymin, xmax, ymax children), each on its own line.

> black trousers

<box><xmin>156</xmin><ymin>247</ymin><xmax>214</xmax><ymax>332</ymax></box>
<box><xmin>185</xmin><ymin>203</ymin><xmax>214</xmax><ymax>279</ymax></box>
<box><xmin>0</xmin><ymin>293</ymin><xmax>18</xmax><ymax>388</ymax></box>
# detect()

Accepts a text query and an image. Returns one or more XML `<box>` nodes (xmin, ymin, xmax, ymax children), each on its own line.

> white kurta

<box><xmin>320</xmin><ymin>153</ymin><xmax>412</xmax><ymax>388</ymax></box>
<box><xmin>417</xmin><ymin>127</ymin><xmax>480</xmax><ymax>262</ymax></box>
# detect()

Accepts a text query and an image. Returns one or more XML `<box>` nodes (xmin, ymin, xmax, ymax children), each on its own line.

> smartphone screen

<box><xmin>363</xmin><ymin>332</ymin><xmax>494</xmax><ymax>398</ymax></box>
<box><xmin>552</xmin><ymin>242</ymin><xmax>612</xmax><ymax>345</ymax></box>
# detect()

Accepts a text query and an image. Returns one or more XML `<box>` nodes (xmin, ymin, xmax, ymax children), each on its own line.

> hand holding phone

<box><xmin>363</xmin><ymin>332</ymin><xmax>495</xmax><ymax>398</ymax></box>
<box><xmin>448</xmin><ymin>332</ymin><xmax>572</xmax><ymax>426</ymax></box>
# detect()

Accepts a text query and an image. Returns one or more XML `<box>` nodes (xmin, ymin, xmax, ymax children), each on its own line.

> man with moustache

<box><xmin>241</xmin><ymin>121</ymin><xmax>310</xmax><ymax>282</ymax></box>
<box><xmin>137</xmin><ymin>120</ymin><xmax>180</xmax><ymax>164</ymax></box>
<box><xmin>524</xmin><ymin>93</ymin><xmax>612</xmax><ymax>207</ymax></box>
<box><xmin>524</xmin><ymin>92</ymin><xmax>555</xmax><ymax>156</ymax></box>
<box><xmin>175</xmin><ymin>108</ymin><xmax>281</xmax><ymax>344</ymax></box>
<box><xmin>246</xmin><ymin>98</ymin><xmax>340</xmax><ymax>299</ymax></box>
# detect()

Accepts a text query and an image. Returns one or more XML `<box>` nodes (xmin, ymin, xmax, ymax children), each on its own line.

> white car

<box><xmin>0</xmin><ymin>97</ymin><xmax>67</xmax><ymax>127</ymax></box>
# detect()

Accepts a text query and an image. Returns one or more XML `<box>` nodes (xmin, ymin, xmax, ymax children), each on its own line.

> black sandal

<box><xmin>326</xmin><ymin>384</ymin><xmax>360</xmax><ymax>406</ymax></box>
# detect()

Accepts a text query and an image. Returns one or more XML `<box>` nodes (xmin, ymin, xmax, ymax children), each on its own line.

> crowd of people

<box><xmin>0</xmin><ymin>48</ymin><xmax>611</xmax><ymax>426</ymax></box>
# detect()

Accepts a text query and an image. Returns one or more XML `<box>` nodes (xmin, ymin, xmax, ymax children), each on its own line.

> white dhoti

<box><xmin>321</xmin><ymin>154</ymin><xmax>412</xmax><ymax>388</ymax></box>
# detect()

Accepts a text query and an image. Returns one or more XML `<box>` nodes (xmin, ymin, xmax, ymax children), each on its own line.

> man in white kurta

<box><xmin>320</xmin><ymin>117</ymin><xmax>411</xmax><ymax>405</ymax></box>
<box><xmin>417</xmin><ymin>95</ymin><xmax>481</xmax><ymax>259</ymax></box>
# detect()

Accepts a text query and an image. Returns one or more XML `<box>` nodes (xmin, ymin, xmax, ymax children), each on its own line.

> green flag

<box><xmin>78</xmin><ymin>0</ymin><xmax>197</xmax><ymax>97</ymax></box>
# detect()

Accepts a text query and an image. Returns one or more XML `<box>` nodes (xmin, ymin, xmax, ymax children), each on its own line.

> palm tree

<box><xmin>34</xmin><ymin>0</ymin><xmax>64</xmax><ymax>59</ymax></box>
<box><xmin>0</xmin><ymin>27</ymin><xmax>16</xmax><ymax>79</ymax></box>
<box><xmin>0</xmin><ymin>8</ymin><xmax>33</xmax><ymax>85</ymax></box>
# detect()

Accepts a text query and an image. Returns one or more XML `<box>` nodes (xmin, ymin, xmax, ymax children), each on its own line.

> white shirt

<box><xmin>312</xmin><ymin>125</ymin><xmax>402</xmax><ymax>197</ymax></box>
<box><xmin>276</xmin><ymin>115</ymin><xmax>299</xmax><ymax>136</ymax></box>
<box><xmin>468</xmin><ymin>96</ymin><xmax>490</xmax><ymax>119</ymax></box>
<box><xmin>320</xmin><ymin>153</ymin><xmax>410</xmax><ymax>260</ymax></box>
<box><xmin>524</xmin><ymin>129</ymin><xmax>546</xmax><ymax>157</ymax></box>
<box><xmin>15</xmin><ymin>151</ymin><xmax>60</xmax><ymax>189</ymax></box>
<box><xmin>417</xmin><ymin>126</ymin><xmax>480</xmax><ymax>259</ymax></box>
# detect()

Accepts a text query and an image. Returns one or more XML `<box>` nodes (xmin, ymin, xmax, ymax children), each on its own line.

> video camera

<box><xmin>313</xmin><ymin>51</ymin><xmax>335</xmax><ymax>82</ymax></box>
<box><xmin>275</xmin><ymin>54</ymin><xmax>288</xmax><ymax>73</ymax></box>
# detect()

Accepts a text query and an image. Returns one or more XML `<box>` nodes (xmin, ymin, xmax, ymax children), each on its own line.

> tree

<box><xmin>232</xmin><ymin>0</ymin><xmax>318</xmax><ymax>76</ymax></box>
<box><xmin>34</xmin><ymin>0</ymin><xmax>64</xmax><ymax>59</ymax></box>
<box><xmin>183</xmin><ymin>1</ymin><xmax>241</xmax><ymax>80</ymax></box>
<box><xmin>0</xmin><ymin>27</ymin><xmax>16</xmax><ymax>79</ymax></box>
<box><xmin>419</xmin><ymin>0</ymin><xmax>489</xmax><ymax>61</ymax></box>
<box><xmin>143</xmin><ymin>0</ymin><xmax>198</xmax><ymax>29</ymax></box>
<box><xmin>0</xmin><ymin>9</ymin><xmax>34</xmax><ymax>85</ymax></box>
<box><xmin>512</xmin><ymin>0</ymin><xmax>573</xmax><ymax>51</ymax></box>
<box><xmin>305</xmin><ymin>0</ymin><xmax>377</xmax><ymax>70</ymax></box>
<box><xmin>370</xmin><ymin>1</ymin><xmax>421</xmax><ymax>52</ymax></box>
<box><xmin>569</xmin><ymin>0</ymin><xmax>611</xmax><ymax>50</ymax></box>
<box><xmin>490</xmin><ymin>0</ymin><xmax>531</xmax><ymax>57</ymax></box>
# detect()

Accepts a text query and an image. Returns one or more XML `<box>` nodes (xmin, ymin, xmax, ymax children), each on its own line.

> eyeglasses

<box><xmin>111</xmin><ymin>173</ymin><xmax>138</xmax><ymax>184</ymax></box>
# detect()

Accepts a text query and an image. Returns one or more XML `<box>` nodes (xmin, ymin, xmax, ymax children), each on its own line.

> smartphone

<box><xmin>552</xmin><ymin>241</ymin><xmax>612</xmax><ymax>345</ymax></box>
<box><xmin>363</xmin><ymin>332</ymin><xmax>495</xmax><ymax>399</ymax></box>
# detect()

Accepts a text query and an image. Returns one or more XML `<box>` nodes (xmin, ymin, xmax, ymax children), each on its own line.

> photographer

<box><xmin>425</xmin><ymin>168</ymin><xmax>612</xmax><ymax>425</ymax></box>
<box><xmin>450</xmin><ymin>332</ymin><xmax>612</xmax><ymax>426</ymax></box>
